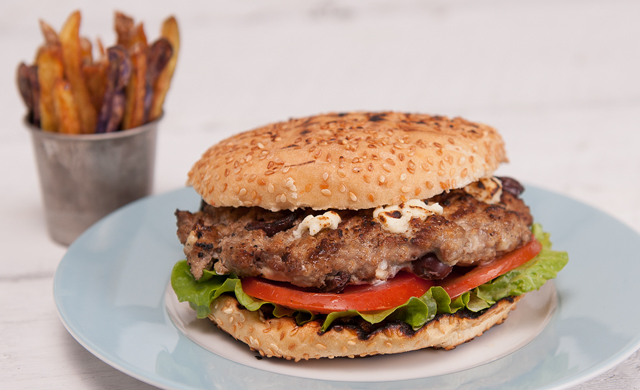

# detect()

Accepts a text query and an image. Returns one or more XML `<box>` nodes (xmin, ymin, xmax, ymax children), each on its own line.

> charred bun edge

<box><xmin>208</xmin><ymin>294</ymin><xmax>523</xmax><ymax>361</ymax></box>
<box><xmin>188</xmin><ymin>112</ymin><xmax>507</xmax><ymax>211</ymax></box>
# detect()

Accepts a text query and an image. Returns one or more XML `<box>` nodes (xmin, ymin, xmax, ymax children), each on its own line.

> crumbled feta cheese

<box><xmin>293</xmin><ymin>211</ymin><xmax>342</xmax><ymax>239</ymax></box>
<box><xmin>464</xmin><ymin>177</ymin><xmax>503</xmax><ymax>204</ymax></box>
<box><xmin>373</xmin><ymin>199</ymin><xmax>443</xmax><ymax>234</ymax></box>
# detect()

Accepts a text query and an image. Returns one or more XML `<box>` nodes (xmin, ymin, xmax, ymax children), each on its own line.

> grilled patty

<box><xmin>176</xmin><ymin>177</ymin><xmax>533</xmax><ymax>291</ymax></box>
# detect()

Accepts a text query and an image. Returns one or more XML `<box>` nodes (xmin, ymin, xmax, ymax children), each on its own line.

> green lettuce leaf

<box><xmin>171</xmin><ymin>223</ymin><xmax>568</xmax><ymax>331</ymax></box>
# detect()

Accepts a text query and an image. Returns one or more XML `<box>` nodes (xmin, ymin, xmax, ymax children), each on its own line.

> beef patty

<box><xmin>176</xmin><ymin>177</ymin><xmax>533</xmax><ymax>291</ymax></box>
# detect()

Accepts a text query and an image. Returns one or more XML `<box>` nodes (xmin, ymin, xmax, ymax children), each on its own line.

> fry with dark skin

<box><xmin>144</xmin><ymin>38</ymin><xmax>172</xmax><ymax>122</ymax></box>
<box><xmin>114</xmin><ymin>11</ymin><xmax>135</xmax><ymax>49</ymax></box>
<box><xmin>96</xmin><ymin>46</ymin><xmax>131</xmax><ymax>133</ymax></box>
<box><xmin>122</xmin><ymin>42</ymin><xmax>147</xmax><ymax>129</ymax></box>
<box><xmin>17</xmin><ymin>63</ymin><xmax>38</xmax><ymax>125</ymax></box>
<box><xmin>150</xmin><ymin>16</ymin><xmax>179</xmax><ymax>120</ymax></box>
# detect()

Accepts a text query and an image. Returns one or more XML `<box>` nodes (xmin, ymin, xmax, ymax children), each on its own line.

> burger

<box><xmin>171</xmin><ymin>111</ymin><xmax>568</xmax><ymax>361</ymax></box>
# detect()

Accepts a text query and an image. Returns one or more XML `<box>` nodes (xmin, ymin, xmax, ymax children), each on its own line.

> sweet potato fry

<box><xmin>36</xmin><ymin>45</ymin><xmax>64</xmax><ymax>131</ymax></box>
<box><xmin>59</xmin><ymin>10</ymin><xmax>97</xmax><ymax>133</ymax></box>
<box><xmin>149</xmin><ymin>16</ymin><xmax>179</xmax><ymax>121</ymax></box>
<box><xmin>52</xmin><ymin>78</ymin><xmax>81</xmax><ymax>134</ymax></box>
<box><xmin>144</xmin><ymin>38</ymin><xmax>172</xmax><ymax>122</ymax></box>
<box><xmin>39</xmin><ymin>20</ymin><xmax>60</xmax><ymax>46</ymax></box>
<box><xmin>114</xmin><ymin>11</ymin><xmax>135</xmax><ymax>48</ymax></box>
<box><xmin>96</xmin><ymin>46</ymin><xmax>131</xmax><ymax>133</ymax></box>
<box><xmin>122</xmin><ymin>42</ymin><xmax>147</xmax><ymax>129</ymax></box>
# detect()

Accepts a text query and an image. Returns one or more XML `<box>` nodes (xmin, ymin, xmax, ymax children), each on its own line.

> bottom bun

<box><xmin>207</xmin><ymin>294</ymin><xmax>523</xmax><ymax>361</ymax></box>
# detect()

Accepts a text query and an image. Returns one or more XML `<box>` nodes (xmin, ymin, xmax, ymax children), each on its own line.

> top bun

<box><xmin>188</xmin><ymin>112</ymin><xmax>507</xmax><ymax>211</ymax></box>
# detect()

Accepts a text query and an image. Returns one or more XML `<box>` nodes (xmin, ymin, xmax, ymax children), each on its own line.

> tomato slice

<box><xmin>242</xmin><ymin>237</ymin><xmax>542</xmax><ymax>313</ymax></box>
<box><xmin>242</xmin><ymin>272</ymin><xmax>434</xmax><ymax>314</ymax></box>
<box><xmin>438</xmin><ymin>237</ymin><xmax>542</xmax><ymax>299</ymax></box>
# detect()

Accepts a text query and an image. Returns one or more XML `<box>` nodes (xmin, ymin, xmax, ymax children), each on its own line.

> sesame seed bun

<box><xmin>188</xmin><ymin>112</ymin><xmax>507</xmax><ymax>211</ymax></box>
<box><xmin>209</xmin><ymin>294</ymin><xmax>522</xmax><ymax>361</ymax></box>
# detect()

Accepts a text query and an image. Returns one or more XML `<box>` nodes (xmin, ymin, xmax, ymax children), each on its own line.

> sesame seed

<box><xmin>257</xmin><ymin>142</ymin><xmax>264</xmax><ymax>149</ymax></box>
<box><xmin>368</xmin><ymin>163</ymin><xmax>374</xmax><ymax>171</ymax></box>
<box><xmin>214</xmin><ymin>173</ymin><xmax>220</xmax><ymax>180</ymax></box>
<box><xmin>459</xmin><ymin>156</ymin><xmax>466</xmax><ymax>165</ymax></box>
<box><xmin>400</xmin><ymin>173</ymin><xmax>407</xmax><ymax>181</ymax></box>
<box><xmin>385</xmin><ymin>158</ymin><xmax>395</xmax><ymax>166</ymax></box>
<box><xmin>353</xmin><ymin>167</ymin><xmax>362</xmax><ymax>173</ymax></box>
<box><xmin>305</xmin><ymin>183</ymin><xmax>312</xmax><ymax>192</ymax></box>
<box><xmin>322</xmin><ymin>172</ymin><xmax>329</xmax><ymax>181</ymax></box>
<box><xmin>450</xmin><ymin>168</ymin><xmax>456</xmax><ymax>176</ymax></box>
<box><xmin>379</xmin><ymin>175</ymin><xmax>386</xmax><ymax>184</ymax></box>
<box><xmin>321</xmin><ymin>189</ymin><xmax>332</xmax><ymax>196</ymax></box>
<box><xmin>226</xmin><ymin>156</ymin><xmax>234</xmax><ymax>164</ymax></box>
<box><xmin>245</xmin><ymin>155</ymin><xmax>252</xmax><ymax>162</ymax></box>
<box><xmin>258</xmin><ymin>179</ymin><xmax>266</xmax><ymax>185</ymax></box>
<box><xmin>268</xmin><ymin>183</ymin><xmax>275</xmax><ymax>193</ymax></box>
<box><xmin>363</xmin><ymin>175</ymin><xmax>371</xmax><ymax>183</ymax></box>
<box><xmin>401</xmin><ymin>186</ymin><xmax>410</xmax><ymax>193</ymax></box>
<box><xmin>238</xmin><ymin>188</ymin><xmax>247</xmax><ymax>196</ymax></box>
<box><xmin>426</xmin><ymin>181</ymin><xmax>434</xmax><ymax>189</ymax></box>
<box><xmin>224</xmin><ymin>169</ymin><xmax>230</xmax><ymax>177</ymax></box>
<box><xmin>437</xmin><ymin>169</ymin><xmax>445</xmax><ymax>176</ymax></box>
<box><xmin>349</xmin><ymin>192</ymin><xmax>357</xmax><ymax>201</ymax></box>
<box><xmin>338</xmin><ymin>171</ymin><xmax>346</xmax><ymax>178</ymax></box>
<box><xmin>291</xmin><ymin>193</ymin><xmax>298</xmax><ymax>199</ymax></box>
<box><xmin>368</xmin><ymin>193</ymin><xmax>374</xmax><ymax>202</ymax></box>
<box><xmin>339</xmin><ymin>183</ymin><xmax>346</xmax><ymax>192</ymax></box>
<box><xmin>282</xmin><ymin>166</ymin><xmax>290</xmax><ymax>173</ymax></box>
<box><xmin>382</xmin><ymin>163</ymin><xmax>392</xmax><ymax>172</ymax></box>
<box><xmin>264</xmin><ymin>170</ymin><xmax>275</xmax><ymax>176</ymax></box>
<box><xmin>414</xmin><ymin>187</ymin><xmax>421</xmax><ymax>196</ymax></box>
<box><xmin>469</xmin><ymin>156</ymin><xmax>475</xmax><ymax>163</ymax></box>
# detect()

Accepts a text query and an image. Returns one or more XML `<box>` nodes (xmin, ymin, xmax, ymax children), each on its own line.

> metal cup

<box><xmin>26</xmin><ymin>118</ymin><xmax>159</xmax><ymax>246</ymax></box>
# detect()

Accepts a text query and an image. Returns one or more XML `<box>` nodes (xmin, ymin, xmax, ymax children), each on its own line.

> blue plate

<box><xmin>54</xmin><ymin>186</ymin><xmax>640</xmax><ymax>389</ymax></box>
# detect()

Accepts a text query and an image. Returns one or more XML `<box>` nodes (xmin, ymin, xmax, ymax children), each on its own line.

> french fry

<box><xmin>122</xmin><ymin>42</ymin><xmax>147</xmax><ymax>129</ymax></box>
<box><xmin>130</xmin><ymin>23</ymin><xmax>148</xmax><ymax>50</ymax></box>
<box><xmin>114</xmin><ymin>12</ymin><xmax>135</xmax><ymax>49</ymax></box>
<box><xmin>39</xmin><ymin>20</ymin><xmax>59</xmax><ymax>46</ymax></box>
<box><xmin>83</xmin><ymin>60</ymin><xmax>108</xmax><ymax>114</ymax></box>
<box><xmin>17</xmin><ymin>63</ymin><xmax>35</xmax><ymax>115</ymax></box>
<box><xmin>150</xmin><ymin>16</ymin><xmax>179</xmax><ymax>121</ymax></box>
<box><xmin>59</xmin><ymin>10</ymin><xmax>97</xmax><ymax>133</ymax></box>
<box><xmin>144</xmin><ymin>38</ymin><xmax>172</xmax><ymax>122</ymax></box>
<box><xmin>80</xmin><ymin>37</ymin><xmax>93</xmax><ymax>65</ymax></box>
<box><xmin>96</xmin><ymin>46</ymin><xmax>131</xmax><ymax>133</ymax></box>
<box><xmin>52</xmin><ymin>78</ymin><xmax>81</xmax><ymax>134</ymax></box>
<box><xmin>96</xmin><ymin>37</ymin><xmax>106</xmax><ymax>58</ymax></box>
<box><xmin>36</xmin><ymin>45</ymin><xmax>64</xmax><ymax>131</ymax></box>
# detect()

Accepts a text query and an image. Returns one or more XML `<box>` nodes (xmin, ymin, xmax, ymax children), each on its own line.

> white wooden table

<box><xmin>2</xmin><ymin>1</ymin><xmax>639</xmax><ymax>388</ymax></box>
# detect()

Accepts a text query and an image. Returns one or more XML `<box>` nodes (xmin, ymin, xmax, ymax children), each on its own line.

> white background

<box><xmin>1</xmin><ymin>1</ymin><xmax>639</xmax><ymax>388</ymax></box>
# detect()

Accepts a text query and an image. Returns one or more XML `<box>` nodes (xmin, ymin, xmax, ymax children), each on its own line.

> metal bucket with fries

<box><xmin>27</xmin><ymin>117</ymin><xmax>159</xmax><ymax>245</ymax></box>
<box><xmin>16</xmin><ymin>10</ymin><xmax>180</xmax><ymax>245</ymax></box>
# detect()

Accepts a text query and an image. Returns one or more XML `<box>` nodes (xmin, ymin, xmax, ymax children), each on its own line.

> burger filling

<box><xmin>176</xmin><ymin>176</ymin><xmax>533</xmax><ymax>292</ymax></box>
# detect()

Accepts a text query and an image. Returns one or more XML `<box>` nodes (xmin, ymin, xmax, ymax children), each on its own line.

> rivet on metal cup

<box><xmin>26</xmin><ymin>117</ymin><xmax>160</xmax><ymax>246</ymax></box>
